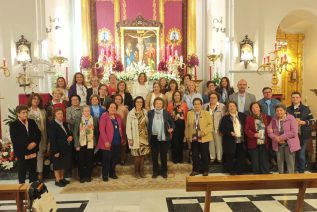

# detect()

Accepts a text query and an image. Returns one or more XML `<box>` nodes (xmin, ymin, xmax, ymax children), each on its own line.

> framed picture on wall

<box><xmin>120</xmin><ymin>27</ymin><xmax>160</xmax><ymax>71</ymax></box>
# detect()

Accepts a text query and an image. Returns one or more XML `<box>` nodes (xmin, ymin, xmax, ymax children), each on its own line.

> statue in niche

<box><xmin>145</xmin><ymin>43</ymin><xmax>156</xmax><ymax>70</ymax></box>
<box><xmin>125</xmin><ymin>42</ymin><xmax>135</xmax><ymax>67</ymax></box>
<box><xmin>127</xmin><ymin>31</ymin><xmax>154</xmax><ymax>63</ymax></box>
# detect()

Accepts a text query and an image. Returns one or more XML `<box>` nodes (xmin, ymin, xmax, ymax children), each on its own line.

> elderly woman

<box><xmin>126</xmin><ymin>96</ymin><xmax>150</xmax><ymax>178</ymax></box>
<box><xmin>116</xmin><ymin>81</ymin><xmax>134</xmax><ymax>111</ymax></box>
<box><xmin>219</xmin><ymin>101</ymin><xmax>246</xmax><ymax>175</ymax></box>
<box><xmin>27</xmin><ymin>93</ymin><xmax>47</xmax><ymax>180</ymax></box>
<box><xmin>186</xmin><ymin>98</ymin><xmax>213</xmax><ymax>176</ymax></box>
<box><xmin>132</xmin><ymin>73</ymin><xmax>150</xmax><ymax>100</ymax></box>
<box><xmin>244</xmin><ymin>102</ymin><xmax>271</xmax><ymax>174</ymax></box>
<box><xmin>98</xmin><ymin>102</ymin><xmax>126</xmax><ymax>181</ymax></box>
<box><xmin>73</xmin><ymin>106</ymin><xmax>99</xmax><ymax>183</ymax></box>
<box><xmin>49</xmin><ymin>108</ymin><xmax>73</xmax><ymax>187</ymax></box>
<box><xmin>268</xmin><ymin>104</ymin><xmax>300</xmax><ymax>174</ymax></box>
<box><xmin>167</xmin><ymin>91</ymin><xmax>188</xmax><ymax>163</ymax></box>
<box><xmin>145</xmin><ymin>81</ymin><xmax>167</xmax><ymax>111</ymax></box>
<box><xmin>90</xmin><ymin>94</ymin><xmax>106</xmax><ymax>119</ymax></box>
<box><xmin>68</xmin><ymin>73</ymin><xmax>87</xmax><ymax>106</ymax></box>
<box><xmin>182</xmin><ymin>81</ymin><xmax>203</xmax><ymax>110</ymax></box>
<box><xmin>148</xmin><ymin>97</ymin><xmax>174</xmax><ymax>179</ymax></box>
<box><xmin>45</xmin><ymin>88</ymin><xmax>68</xmax><ymax>122</ymax></box>
<box><xmin>203</xmin><ymin>91</ymin><xmax>225</xmax><ymax>163</ymax></box>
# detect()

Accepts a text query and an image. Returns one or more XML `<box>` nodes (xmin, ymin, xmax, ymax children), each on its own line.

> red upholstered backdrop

<box><xmin>164</xmin><ymin>1</ymin><xmax>183</xmax><ymax>55</ymax></box>
<box><xmin>95</xmin><ymin>0</ymin><xmax>183</xmax><ymax>58</ymax></box>
<box><xmin>96</xmin><ymin>1</ymin><xmax>115</xmax><ymax>56</ymax></box>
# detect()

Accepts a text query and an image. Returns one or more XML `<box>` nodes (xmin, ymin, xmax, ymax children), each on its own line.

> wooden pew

<box><xmin>0</xmin><ymin>184</ymin><xmax>29</xmax><ymax>212</ymax></box>
<box><xmin>186</xmin><ymin>173</ymin><xmax>317</xmax><ymax>212</ymax></box>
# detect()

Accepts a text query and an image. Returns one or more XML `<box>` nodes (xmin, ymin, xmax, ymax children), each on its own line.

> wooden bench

<box><xmin>0</xmin><ymin>184</ymin><xmax>29</xmax><ymax>212</ymax></box>
<box><xmin>186</xmin><ymin>173</ymin><xmax>317</xmax><ymax>212</ymax></box>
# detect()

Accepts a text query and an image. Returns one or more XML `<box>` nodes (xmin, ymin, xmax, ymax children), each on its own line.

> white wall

<box><xmin>0</xmin><ymin>0</ymin><xmax>80</xmax><ymax>138</ymax></box>
<box><xmin>229</xmin><ymin>0</ymin><xmax>317</xmax><ymax>101</ymax></box>
<box><xmin>303</xmin><ymin>27</ymin><xmax>317</xmax><ymax>116</ymax></box>
<box><xmin>0</xmin><ymin>0</ymin><xmax>41</xmax><ymax>138</ymax></box>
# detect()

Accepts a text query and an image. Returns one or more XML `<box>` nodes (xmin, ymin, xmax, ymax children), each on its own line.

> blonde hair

<box><xmin>52</xmin><ymin>88</ymin><xmax>64</xmax><ymax>96</ymax></box>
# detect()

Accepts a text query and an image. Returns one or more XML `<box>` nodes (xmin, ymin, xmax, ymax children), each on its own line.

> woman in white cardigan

<box><xmin>126</xmin><ymin>96</ymin><xmax>150</xmax><ymax>178</ymax></box>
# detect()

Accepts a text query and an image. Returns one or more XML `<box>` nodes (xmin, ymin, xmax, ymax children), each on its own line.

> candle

<box><xmin>209</xmin><ymin>65</ymin><xmax>212</xmax><ymax>80</ymax></box>
<box><xmin>175</xmin><ymin>50</ymin><xmax>178</xmax><ymax>57</ymax></box>
<box><xmin>59</xmin><ymin>49</ymin><xmax>61</xmax><ymax>55</ymax></box>
<box><xmin>263</xmin><ymin>57</ymin><xmax>266</xmax><ymax>64</ymax></box>
<box><xmin>212</xmin><ymin>48</ymin><xmax>215</xmax><ymax>54</ymax></box>
<box><xmin>267</xmin><ymin>55</ymin><xmax>270</xmax><ymax>63</ymax></box>
<box><xmin>166</xmin><ymin>45</ymin><xmax>170</xmax><ymax>59</ymax></box>
<box><xmin>66</xmin><ymin>67</ymin><xmax>68</xmax><ymax>83</ymax></box>
<box><xmin>284</xmin><ymin>54</ymin><xmax>287</xmax><ymax>63</ymax></box>
<box><xmin>171</xmin><ymin>45</ymin><xmax>174</xmax><ymax>57</ymax></box>
<box><xmin>2</xmin><ymin>58</ymin><xmax>6</xmax><ymax>67</ymax></box>
<box><xmin>194</xmin><ymin>66</ymin><xmax>197</xmax><ymax>80</ymax></box>
<box><xmin>280</xmin><ymin>56</ymin><xmax>283</xmax><ymax>64</ymax></box>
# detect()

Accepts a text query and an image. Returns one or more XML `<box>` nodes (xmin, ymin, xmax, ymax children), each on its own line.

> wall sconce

<box><xmin>46</xmin><ymin>16</ymin><xmax>61</xmax><ymax>33</ymax></box>
<box><xmin>0</xmin><ymin>58</ymin><xmax>10</xmax><ymax>77</ymax></box>
<box><xmin>240</xmin><ymin>35</ymin><xmax>254</xmax><ymax>69</ymax></box>
<box><xmin>16</xmin><ymin>35</ymin><xmax>32</xmax><ymax>90</ymax></box>
<box><xmin>212</xmin><ymin>17</ymin><xmax>226</xmax><ymax>33</ymax></box>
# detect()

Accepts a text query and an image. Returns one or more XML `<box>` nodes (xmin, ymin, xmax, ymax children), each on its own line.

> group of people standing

<box><xmin>9</xmin><ymin>72</ymin><xmax>315</xmax><ymax>187</ymax></box>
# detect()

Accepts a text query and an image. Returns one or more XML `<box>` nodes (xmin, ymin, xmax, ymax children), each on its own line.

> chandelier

<box><xmin>257</xmin><ymin>41</ymin><xmax>296</xmax><ymax>94</ymax></box>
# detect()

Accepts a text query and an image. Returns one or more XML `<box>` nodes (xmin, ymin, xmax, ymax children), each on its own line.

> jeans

<box><xmin>296</xmin><ymin>139</ymin><xmax>309</xmax><ymax>173</ymax></box>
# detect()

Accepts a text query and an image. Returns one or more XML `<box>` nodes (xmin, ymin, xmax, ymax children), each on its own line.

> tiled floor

<box><xmin>1</xmin><ymin>177</ymin><xmax>317</xmax><ymax>211</ymax></box>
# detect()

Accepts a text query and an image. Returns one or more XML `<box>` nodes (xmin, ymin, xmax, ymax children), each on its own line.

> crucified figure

<box><xmin>128</xmin><ymin>31</ymin><xmax>154</xmax><ymax>63</ymax></box>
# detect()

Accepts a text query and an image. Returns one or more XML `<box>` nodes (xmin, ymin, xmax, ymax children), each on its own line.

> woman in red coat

<box><xmin>244</xmin><ymin>102</ymin><xmax>271</xmax><ymax>174</ymax></box>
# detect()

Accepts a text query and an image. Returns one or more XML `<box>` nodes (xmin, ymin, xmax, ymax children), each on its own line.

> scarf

<box><xmin>154</xmin><ymin>109</ymin><xmax>166</xmax><ymax>141</ymax></box>
<box><xmin>79</xmin><ymin>116</ymin><xmax>94</xmax><ymax>149</ymax></box>
<box><xmin>230</xmin><ymin>112</ymin><xmax>241</xmax><ymax>138</ymax></box>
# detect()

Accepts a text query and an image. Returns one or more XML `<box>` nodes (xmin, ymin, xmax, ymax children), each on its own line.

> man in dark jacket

<box><xmin>9</xmin><ymin>105</ymin><xmax>41</xmax><ymax>183</ymax></box>
<box><xmin>287</xmin><ymin>92</ymin><xmax>315</xmax><ymax>173</ymax></box>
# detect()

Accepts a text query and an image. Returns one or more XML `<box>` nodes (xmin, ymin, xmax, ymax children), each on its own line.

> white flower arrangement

<box><xmin>0</xmin><ymin>138</ymin><xmax>17</xmax><ymax>171</ymax></box>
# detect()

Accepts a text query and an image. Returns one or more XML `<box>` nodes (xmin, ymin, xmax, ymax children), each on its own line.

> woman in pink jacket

<box><xmin>98</xmin><ymin>102</ymin><xmax>126</xmax><ymax>181</ymax></box>
<box><xmin>267</xmin><ymin>104</ymin><xmax>300</xmax><ymax>174</ymax></box>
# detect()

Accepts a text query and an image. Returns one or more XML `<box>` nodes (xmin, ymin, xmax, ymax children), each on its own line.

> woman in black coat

<box><xmin>49</xmin><ymin>108</ymin><xmax>73</xmax><ymax>187</ymax></box>
<box><xmin>219</xmin><ymin>101</ymin><xmax>246</xmax><ymax>175</ymax></box>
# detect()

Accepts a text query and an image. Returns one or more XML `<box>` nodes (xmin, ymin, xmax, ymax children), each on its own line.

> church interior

<box><xmin>1</xmin><ymin>0</ymin><xmax>317</xmax><ymax>211</ymax></box>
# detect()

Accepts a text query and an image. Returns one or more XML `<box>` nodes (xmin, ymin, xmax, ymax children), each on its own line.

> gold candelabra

<box><xmin>257</xmin><ymin>41</ymin><xmax>296</xmax><ymax>94</ymax></box>
<box><xmin>207</xmin><ymin>53</ymin><xmax>223</xmax><ymax>65</ymax></box>
<box><xmin>0</xmin><ymin>58</ymin><xmax>10</xmax><ymax>77</ymax></box>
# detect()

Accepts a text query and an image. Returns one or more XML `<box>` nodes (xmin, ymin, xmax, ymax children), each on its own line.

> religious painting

<box><xmin>166</xmin><ymin>28</ymin><xmax>182</xmax><ymax>46</ymax></box>
<box><xmin>98</xmin><ymin>28</ymin><xmax>113</xmax><ymax>47</ymax></box>
<box><xmin>120</xmin><ymin>27</ymin><xmax>160</xmax><ymax>71</ymax></box>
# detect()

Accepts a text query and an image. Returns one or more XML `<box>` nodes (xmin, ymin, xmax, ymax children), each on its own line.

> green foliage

<box><xmin>3</xmin><ymin>108</ymin><xmax>17</xmax><ymax>126</ymax></box>
<box><xmin>212</xmin><ymin>72</ymin><xmax>222</xmax><ymax>86</ymax></box>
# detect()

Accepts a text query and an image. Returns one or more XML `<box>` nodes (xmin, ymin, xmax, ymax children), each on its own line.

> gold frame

<box><xmin>120</xmin><ymin>26</ymin><xmax>160</xmax><ymax>68</ymax></box>
<box><xmin>166</xmin><ymin>27</ymin><xmax>183</xmax><ymax>46</ymax></box>
<box><xmin>97</xmin><ymin>27</ymin><xmax>114</xmax><ymax>47</ymax></box>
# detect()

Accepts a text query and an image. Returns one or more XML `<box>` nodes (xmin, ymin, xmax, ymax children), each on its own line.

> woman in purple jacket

<box><xmin>268</xmin><ymin>104</ymin><xmax>300</xmax><ymax>174</ymax></box>
<box><xmin>97</xmin><ymin>102</ymin><xmax>126</xmax><ymax>181</ymax></box>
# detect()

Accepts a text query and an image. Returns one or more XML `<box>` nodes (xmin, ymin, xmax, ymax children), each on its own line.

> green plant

<box><xmin>212</xmin><ymin>72</ymin><xmax>222</xmax><ymax>86</ymax></box>
<box><xmin>3</xmin><ymin>108</ymin><xmax>17</xmax><ymax>126</ymax></box>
